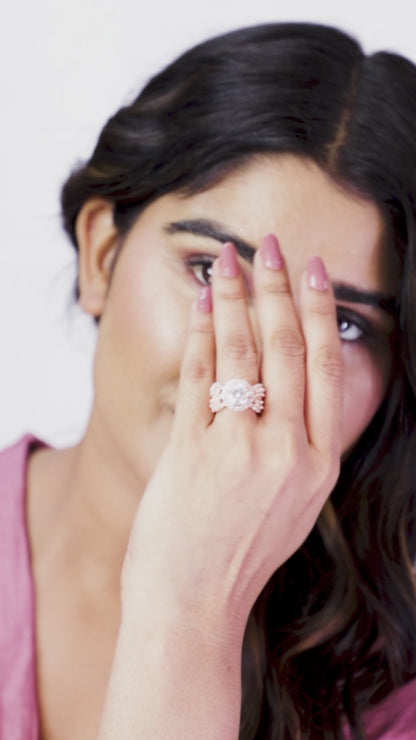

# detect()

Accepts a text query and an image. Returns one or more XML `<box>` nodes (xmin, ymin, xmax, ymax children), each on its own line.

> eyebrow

<box><xmin>165</xmin><ymin>218</ymin><xmax>397</xmax><ymax>316</ymax></box>
<box><xmin>165</xmin><ymin>218</ymin><xmax>256</xmax><ymax>263</ymax></box>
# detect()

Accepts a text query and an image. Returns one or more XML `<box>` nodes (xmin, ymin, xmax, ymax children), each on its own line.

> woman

<box><xmin>1</xmin><ymin>21</ymin><xmax>416</xmax><ymax>740</ymax></box>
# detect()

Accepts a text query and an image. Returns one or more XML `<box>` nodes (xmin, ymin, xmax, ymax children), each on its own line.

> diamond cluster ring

<box><xmin>209</xmin><ymin>379</ymin><xmax>266</xmax><ymax>414</ymax></box>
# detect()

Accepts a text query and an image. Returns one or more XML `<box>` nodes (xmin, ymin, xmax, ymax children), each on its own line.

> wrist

<box><xmin>121</xmin><ymin>553</ymin><xmax>249</xmax><ymax>652</ymax></box>
<box><xmin>121</xmin><ymin>576</ymin><xmax>246</xmax><ymax>665</ymax></box>
<box><xmin>103</xmin><ymin>587</ymin><xmax>244</xmax><ymax>739</ymax></box>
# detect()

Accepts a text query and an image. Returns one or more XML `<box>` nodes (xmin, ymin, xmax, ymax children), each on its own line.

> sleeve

<box><xmin>358</xmin><ymin>677</ymin><xmax>416</xmax><ymax>739</ymax></box>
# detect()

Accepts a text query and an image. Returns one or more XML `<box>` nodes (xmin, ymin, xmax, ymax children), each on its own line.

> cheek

<box><xmin>94</xmin><ymin>249</ymin><xmax>193</xmax><ymax>438</ymax></box>
<box><xmin>341</xmin><ymin>347</ymin><xmax>390</xmax><ymax>453</ymax></box>
<box><xmin>109</xmin><ymin>252</ymin><xmax>188</xmax><ymax>376</ymax></box>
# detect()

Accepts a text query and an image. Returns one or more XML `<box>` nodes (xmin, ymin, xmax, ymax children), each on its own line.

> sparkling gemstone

<box><xmin>222</xmin><ymin>379</ymin><xmax>251</xmax><ymax>410</ymax></box>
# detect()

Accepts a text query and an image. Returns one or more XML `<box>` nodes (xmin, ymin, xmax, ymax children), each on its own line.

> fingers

<box><xmin>211</xmin><ymin>243</ymin><xmax>258</xmax><ymax>386</ymax></box>
<box><xmin>254</xmin><ymin>236</ymin><xmax>342</xmax><ymax>462</ymax></box>
<box><xmin>254</xmin><ymin>235</ymin><xmax>305</xmax><ymax>421</ymax></box>
<box><xmin>175</xmin><ymin>235</ymin><xmax>342</xmax><ymax>462</ymax></box>
<box><xmin>173</xmin><ymin>286</ymin><xmax>215</xmax><ymax>435</ymax></box>
<box><xmin>174</xmin><ymin>241</ymin><xmax>259</xmax><ymax>435</ymax></box>
<box><xmin>300</xmin><ymin>257</ymin><xmax>343</xmax><ymax>458</ymax></box>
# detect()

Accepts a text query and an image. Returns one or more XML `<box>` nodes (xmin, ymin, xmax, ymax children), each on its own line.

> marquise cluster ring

<box><xmin>209</xmin><ymin>378</ymin><xmax>266</xmax><ymax>414</ymax></box>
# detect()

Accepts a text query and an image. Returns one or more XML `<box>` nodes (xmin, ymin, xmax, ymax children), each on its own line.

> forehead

<box><xmin>161</xmin><ymin>154</ymin><xmax>398</xmax><ymax>295</ymax></box>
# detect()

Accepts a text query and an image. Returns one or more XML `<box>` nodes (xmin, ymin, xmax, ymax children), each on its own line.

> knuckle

<box><xmin>269</xmin><ymin>427</ymin><xmax>302</xmax><ymax>470</ymax></box>
<box><xmin>269</xmin><ymin>328</ymin><xmax>305</xmax><ymax>359</ymax></box>
<box><xmin>189</xmin><ymin>321</ymin><xmax>214</xmax><ymax>338</ymax></box>
<box><xmin>222</xmin><ymin>333</ymin><xmax>257</xmax><ymax>363</ymax></box>
<box><xmin>314</xmin><ymin>454</ymin><xmax>341</xmax><ymax>493</ymax></box>
<box><xmin>261</xmin><ymin>278</ymin><xmax>291</xmax><ymax>296</ymax></box>
<box><xmin>310</xmin><ymin>301</ymin><xmax>335</xmax><ymax>317</ymax></box>
<box><xmin>218</xmin><ymin>435</ymin><xmax>256</xmax><ymax>481</ymax></box>
<box><xmin>281</xmin><ymin>431</ymin><xmax>302</xmax><ymax>468</ymax></box>
<box><xmin>328</xmin><ymin>456</ymin><xmax>341</xmax><ymax>487</ymax></box>
<box><xmin>215</xmin><ymin>284</ymin><xmax>246</xmax><ymax>303</ymax></box>
<box><xmin>181</xmin><ymin>356</ymin><xmax>212</xmax><ymax>383</ymax></box>
<box><xmin>314</xmin><ymin>345</ymin><xmax>343</xmax><ymax>381</ymax></box>
<box><xmin>234</xmin><ymin>434</ymin><xmax>257</xmax><ymax>467</ymax></box>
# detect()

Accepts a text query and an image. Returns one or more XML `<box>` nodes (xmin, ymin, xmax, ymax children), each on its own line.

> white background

<box><xmin>1</xmin><ymin>0</ymin><xmax>415</xmax><ymax>449</ymax></box>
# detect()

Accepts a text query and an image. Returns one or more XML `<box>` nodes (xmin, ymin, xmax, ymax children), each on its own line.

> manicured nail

<box><xmin>197</xmin><ymin>285</ymin><xmax>212</xmax><ymax>313</ymax></box>
<box><xmin>308</xmin><ymin>256</ymin><xmax>329</xmax><ymax>291</ymax></box>
<box><xmin>219</xmin><ymin>242</ymin><xmax>239</xmax><ymax>277</ymax></box>
<box><xmin>261</xmin><ymin>234</ymin><xmax>284</xmax><ymax>270</ymax></box>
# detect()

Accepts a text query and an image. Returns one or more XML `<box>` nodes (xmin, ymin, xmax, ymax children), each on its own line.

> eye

<box><xmin>185</xmin><ymin>255</ymin><xmax>215</xmax><ymax>286</ymax></box>
<box><xmin>338</xmin><ymin>319</ymin><xmax>362</xmax><ymax>342</ymax></box>
<box><xmin>337</xmin><ymin>308</ymin><xmax>369</xmax><ymax>343</ymax></box>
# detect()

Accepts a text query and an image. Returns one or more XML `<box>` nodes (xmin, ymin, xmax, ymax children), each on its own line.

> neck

<box><xmin>27</xmin><ymin>414</ymin><xmax>148</xmax><ymax>594</ymax></box>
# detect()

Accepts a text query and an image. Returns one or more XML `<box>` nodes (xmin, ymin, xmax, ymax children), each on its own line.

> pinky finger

<box><xmin>300</xmin><ymin>258</ymin><xmax>344</xmax><ymax>460</ymax></box>
<box><xmin>172</xmin><ymin>286</ymin><xmax>215</xmax><ymax>436</ymax></box>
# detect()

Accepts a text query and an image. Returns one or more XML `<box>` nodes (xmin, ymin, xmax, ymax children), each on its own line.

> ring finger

<box><xmin>211</xmin><ymin>242</ymin><xmax>259</xmax><ymax>416</ymax></box>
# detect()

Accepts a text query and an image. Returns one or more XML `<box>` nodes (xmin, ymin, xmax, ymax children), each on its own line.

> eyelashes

<box><xmin>185</xmin><ymin>254</ymin><xmax>215</xmax><ymax>286</ymax></box>
<box><xmin>185</xmin><ymin>254</ymin><xmax>372</xmax><ymax>344</ymax></box>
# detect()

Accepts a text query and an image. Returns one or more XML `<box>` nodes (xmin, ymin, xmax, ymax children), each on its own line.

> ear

<box><xmin>76</xmin><ymin>199</ymin><xmax>120</xmax><ymax>317</ymax></box>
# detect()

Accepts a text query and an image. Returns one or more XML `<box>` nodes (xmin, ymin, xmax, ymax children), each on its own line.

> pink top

<box><xmin>0</xmin><ymin>435</ymin><xmax>415</xmax><ymax>739</ymax></box>
<box><xmin>0</xmin><ymin>435</ymin><xmax>40</xmax><ymax>740</ymax></box>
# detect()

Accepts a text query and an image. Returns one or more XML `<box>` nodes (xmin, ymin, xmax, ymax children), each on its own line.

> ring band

<box><xmin>209</xmin><ymin>378</ymin><xmax>266</xmax><ymax>413</ymax></box>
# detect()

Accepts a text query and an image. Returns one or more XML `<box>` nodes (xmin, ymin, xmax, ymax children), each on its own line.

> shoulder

<box><xmin>0</xmin><ymin>434</ymin><xmax>46</xmax><ymax>522</ymax></box>
<box><xmin>0</xmin><ymin>435</ymin><xmax>44</xmax><ymax>738</ymax></box>
<box><xmin>0</xmin><ymin>433</ymin><xmax>38</xmax><ymax>479</ymax></box>
<box><xmin>0</xmin><ymin>433</ymin><xmax>49</xmax><ymax>603</ymax></box>
<box><xmin>0</xmin><ymin>433</ymin><xmax>48</xmax><ymax>484</ymax></box>
<box><xmin>346</xmin><ymin>677</ymin><xmax>416</xmax><ymax>740</ymax></box>
<box><xmin>0</xmin><ymin>433</ymin><xmax>48</xmax><ymax>594</ymax></box>
<box><xmin>0</xmin><ymin>434</ymin><xmax>37</xmax><ymax>526</ymax></box>
<box><xmin>366</xmin><ymin>677</ymin><xmax>416</xmax><ymax>739</ymax></box>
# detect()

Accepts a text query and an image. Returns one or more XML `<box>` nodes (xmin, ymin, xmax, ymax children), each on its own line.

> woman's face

<box><xmin>82</xmin><ymin>156</ymin><xmax>399</xmax><ymax>489</ymax></box>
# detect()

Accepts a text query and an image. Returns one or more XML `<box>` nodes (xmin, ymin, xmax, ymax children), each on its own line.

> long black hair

<box><xmin>61</xmin><ymin>23</ymin><xmax>416</xmax><ymax>738</ymax></box>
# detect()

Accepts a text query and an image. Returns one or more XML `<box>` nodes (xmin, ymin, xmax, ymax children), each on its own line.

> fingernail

<box><xmin>261</xmin><ymin>234</ymin><xmax>284</xmax><ymax>270</ymax></box>
<box><xmin>308</xmin><ymin>256</ymin><xmax>329</xmax><ymax>291</ymax></box>
<box><xmin>219</xmin><ymin>242</ymin><xmax>239</xmax><ymax>277</ymax></box>
<box><xmin>197</xmin><ymin>285</ymin><xmax>212</xmax><ymax>313</ymax></box>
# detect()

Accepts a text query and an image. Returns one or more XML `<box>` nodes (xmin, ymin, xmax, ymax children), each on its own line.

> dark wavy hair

<box><xmin>61</xmin><ymin>23</ymin><xmax>416</xmax><ymax>739</ymax></box>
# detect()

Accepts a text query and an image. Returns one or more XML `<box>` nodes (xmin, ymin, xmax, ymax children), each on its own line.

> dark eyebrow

<box><xmin>165</xmin><ymin>218</ymin><xmax>256</xmax><ymax>263</ymax></box>
<box><xmin>332</xmin><ymin>284</ymin><xmax>397</xmax><ymax>316</ymax></box>
<box><xmin>165</xmin><ymin>218</ymin><xmax>397</xmax><ymax>317</ymax></box>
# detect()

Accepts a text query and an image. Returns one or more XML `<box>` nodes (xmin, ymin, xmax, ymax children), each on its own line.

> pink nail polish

<box><xmin>219</xmin><ymin>242</ymin><xmax>239</xmax><ymax>277</ymax></box>
<box><xmin>308</xmin><ymin>256</ymin><xmax>329</xmax><ymax>291</ymax></box>
<box><xmin>197</xmin><ymin>285</ymin><xmax>212</xmax><ymax>313</ymax></box>
<box><xmin>261</xmin><ymin>234</ymin><xmax>284</xmax><ymax>270</ymax></box>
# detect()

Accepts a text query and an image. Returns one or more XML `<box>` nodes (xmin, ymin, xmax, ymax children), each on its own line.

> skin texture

<box><xmin>84</xmin><ymin>154</ymin><xmax>396</xmax><ymax>483</ymax></box>
<box><xmin>27</xmin><ymin>154</ymin><xmax>399</xmax><ymax>739</ymax></box>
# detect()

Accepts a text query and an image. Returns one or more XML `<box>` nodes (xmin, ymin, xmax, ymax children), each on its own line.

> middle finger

<box><xmin>254</xmin><ymin>234</ymin><xmax>306</xmax><ymax>422</ymax></box>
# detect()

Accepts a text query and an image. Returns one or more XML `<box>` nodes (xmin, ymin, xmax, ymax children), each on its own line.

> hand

<box><xmin>123</xmin><ymin>234</ymin><xmax>343</xmax><ymax>640</ymax></box>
